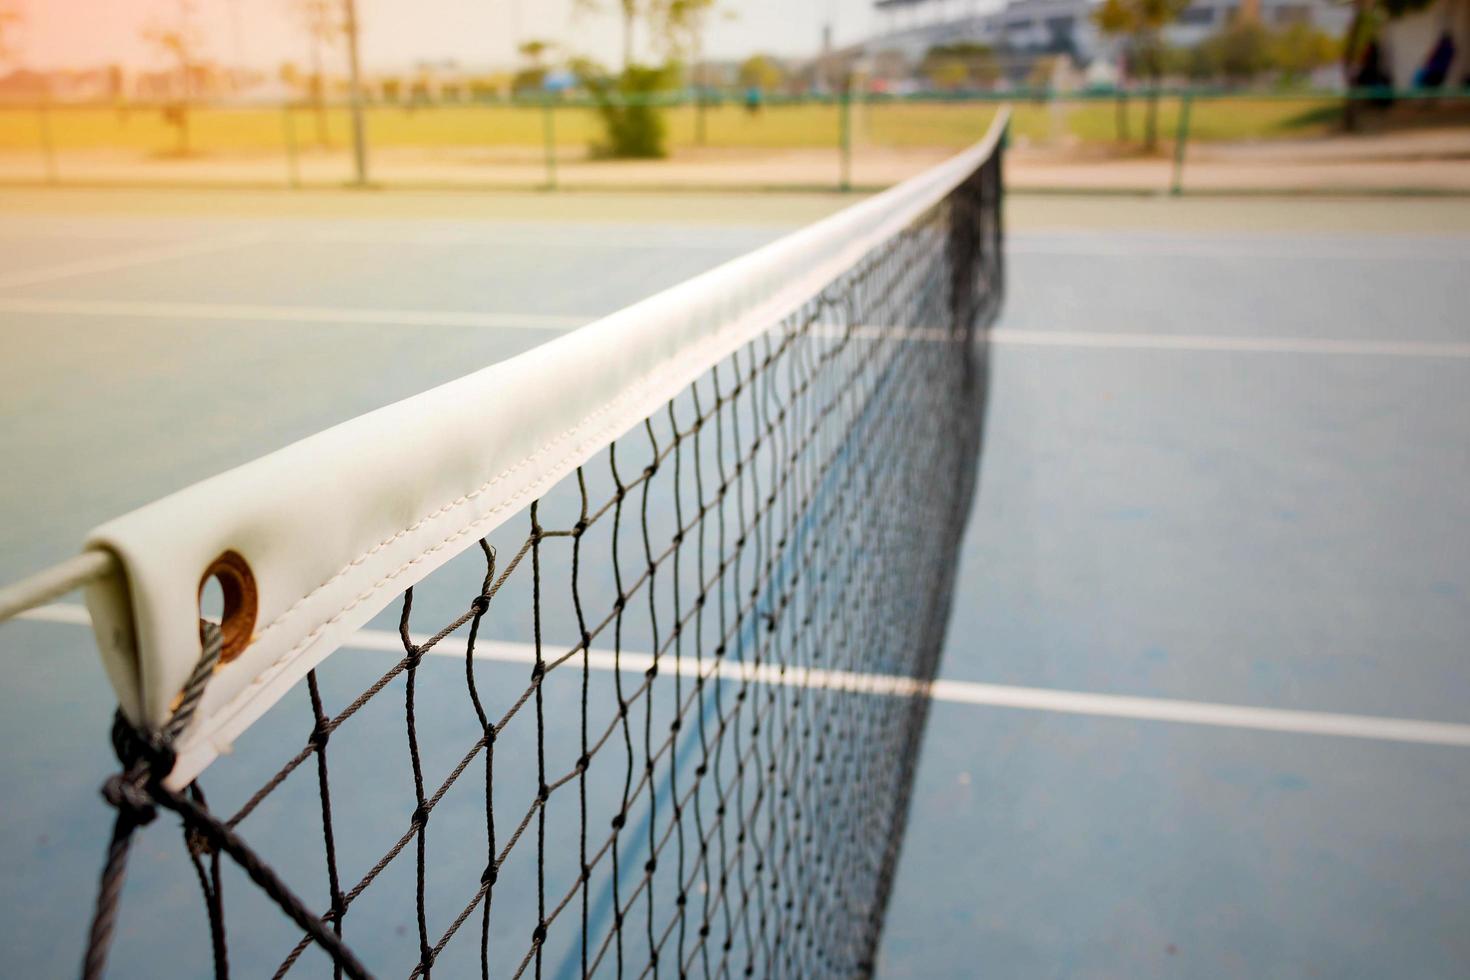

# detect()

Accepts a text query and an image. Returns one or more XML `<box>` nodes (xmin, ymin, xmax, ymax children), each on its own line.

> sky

<box><xmin>5</xmin><ymin>0</ymin><xmax>946</xmax><ymax>74</ymax></box>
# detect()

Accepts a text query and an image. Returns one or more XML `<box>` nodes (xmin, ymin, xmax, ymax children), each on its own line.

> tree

<box><xmin>574</xmin><ymin>0</ymin><xmax>716</xmax><ymax>71</ymax></box>
<box><xmin>926</xmin><ymin>57</ymin><xmax>970</xmax><ymax>91</ymax></box>
<box><xmin>573</xmin><ymin>0</ymin><xmax>641</xmax><ymax>71</ymax></box>
<box><xmin>1093</xmin><ymin>0</ymin><xmax>1190</xmax><ymax>150</ymax></box>
<box><xmin>1269</xmin><ymin>21</ymin><xmax>1340</xmax><ymax>84</ymax></box>
<box><xmin>616</xmin><ymin>0</ymin><xmax>639</xmax><ymax>71</ymax></box>
<box><xmin>1164</xmin><ymin>20</ymin><xmax>1342</xmax><ymax>86</ymax></box>
<box><xmin>0</xmin><ymin>2</ymin><xmax>23</xmax><ymax>68</ymax></box>
<box><xmin>572</xmin><ymin>58</ymin><xmax>676</xmax><ymax>157</ymax></box>
<box><xmin>661</xmin><ymin>0</ymin><xmax>722</xmax><ymax>144</ymax></box>
<box><xmin>662</xmin><ymin>0</ymin><xmax>719</xmax><ymax>59</ymax></box>
<box><xmin>512</xmin><ymin>39</ymin><xmax>554</xmax><ymax>93</ymax></box>
<box><xmin>738</xmin><ymin>54</ymin><xmax>785</xmax><ymax>92</ymax></box>
<box><xmin>1026</xmin><ymin>54</ymin><xmax>1063</xmax><ymax>89</ymax></box>
<box><xmin>569</xmin><ymin>0</ymin><xmax>716</xmax><ymax>158</ymax></box>
<box><xmin>1198</xmin><ymin>18</ymin><xmax>1271</xmax><ymax>82</ymax></box>
<box><xmin>919</xmin><ymin>43</ymin><xmax>1000</xmax><ymax>90</ymax></box>
<box><xmin>290</xmin><ymin>0</ymin><xmax>341</xmax><ymax>145</ymax></box>
<box><xmin>143</xmin><ymin>0</ymin><xmax>202</xmax><ymax>155</ymax></box>
<box><xmin>519</xmin><ymin>39</ymin><xmax>552</xmax><ymax>66</ymax></box>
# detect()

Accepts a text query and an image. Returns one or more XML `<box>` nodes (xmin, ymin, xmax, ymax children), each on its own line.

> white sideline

<box><xmin>1006</xmin><ymin>236</ymin><xmax>1470</xmax><ymax>261</ymax></box>
<box><xmin>6</xmin><ymin>292</ymin><xmax>1462</xmax><ymax>360</ymax></box>
<box><xmin>8</xmin><ymin>291</ymin><xmax>1465</xmax><ymax>363</ymax></box>
<box><xmin>989</xmin><ymin>328</ymin><xmax>1470</xmax><ymax>360</ymax></box>
<box><xmin>19</xmin><ymin>603</ymin><xmax>1470</xmax><ymax>749</ymax></box>
<box><xmin>0</xmin><ymin>297</ymin><xmax>590</xmax><ymax>332</ymax></box>
<box><xmin>290</xmin><ymin>227</ymin><xmax>784</xmax><ymax>250</ymax></box>
<box><xmin>0</xmin><ymin>233</ymin><xmax>266</xmax><ymax>290</ymax></box>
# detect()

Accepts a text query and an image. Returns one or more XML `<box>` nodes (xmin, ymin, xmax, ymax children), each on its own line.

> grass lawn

<box><xmin>1003</xmin><ymin>97</ymin><xmax>1342</xmax><ymax>145</ymax></box>
<box><xmin>0</xmin><ymin>97</ymin><xmax>1344</xmax><ymax>158</ymax></box>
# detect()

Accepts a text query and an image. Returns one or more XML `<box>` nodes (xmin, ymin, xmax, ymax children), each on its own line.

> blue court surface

<box><xmin>1</xmin><ymin>190</ymin><xmax>1467</xmax><ymax>977</ymax></box>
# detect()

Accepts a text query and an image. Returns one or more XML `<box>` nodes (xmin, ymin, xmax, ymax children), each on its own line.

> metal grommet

<box><xmin>198</xmin><ymin>551</ymin><xmax>257</xmax><ymax>664</ymax></box>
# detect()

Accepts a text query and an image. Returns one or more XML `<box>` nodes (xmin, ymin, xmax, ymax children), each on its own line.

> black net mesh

<box><xmin>84</xmin><ymin>140</ymin><xmax>1004</xmax><ymax>980</ymax></box>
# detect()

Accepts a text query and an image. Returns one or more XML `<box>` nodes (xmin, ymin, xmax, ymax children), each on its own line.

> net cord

<box><xmin>76</xmin><ymin>110</ymin><xmax>1011</xmax><ymax>792</ymax></box>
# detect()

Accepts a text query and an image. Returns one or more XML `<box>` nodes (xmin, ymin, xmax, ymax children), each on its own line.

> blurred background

<box><xmin>0</xmin><ymin>0</ymin><xmax>1465</xmax><ymax>194</ymax></box>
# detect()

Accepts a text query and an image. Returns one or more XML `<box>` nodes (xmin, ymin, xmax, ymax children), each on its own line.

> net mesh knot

<box><xmin>184</xmin><ymin>821</ymin><xmax>215</xmax><ymax>859</ymax></box>
<box><xmin>101</xmin><ymin>711</ymin><xmax>177</xmax><ymax>826</ymax></box>
<box><xmin>109</xmin><ymin>710</ymin><xmax>176</xmax><ymax>777</ymax></box>
<box><xmin>309</xmin><ymin>718</ymin><xmax>331</xmax><ymax>752</ymax></box>
<box><xmin>100</xmin><ymin>771</ymin><xmax>157</xmax><ymax>826</ymax></box>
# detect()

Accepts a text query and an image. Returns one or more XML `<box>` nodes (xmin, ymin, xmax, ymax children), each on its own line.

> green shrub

<box><xmin>577</xmin><ymin>61</ymin><xmax>675</xmax><ymax>159</ymax></box>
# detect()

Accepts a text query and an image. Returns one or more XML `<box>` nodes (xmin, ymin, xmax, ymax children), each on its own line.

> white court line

<box><xmin>0</xmin><ymin>223</ymin><xmax>784</xmax><ymax>250</ymax></box>
<box><xmin>0</xmin><ymin>297</ymin><xmax>591</xmax><ymax>332</ymax></box>
<box><xmin>0</xmin><ymin>305</ymin><xmax>917</xmax><ymax>336</ymax></box>
<box><xmin>0</xmin><ymin>233</ymin><xmax>266</xmax><ymax>290</ymax></box>
<box><xmin>1007</xmin><ymin>236</ymin><xmax>1470</xmax><ymax>261</ymax></box>
<box><xmin>6</xmin><ymin>294</ymin><xmax>1459</xmax><ymax>360</ymax></box>
<box><xmin>290</xmin><ymin>227</ymin><xmax>781</xmax><ymax>250</ymax></box>
<box><xmin>20</xmin><ymin>604</ymin><xmax>1470</xmax><ymax>748</ymax></box>
<box><xmin>990</xmin><ymin>328</ymin><xmax>1470</xmax><ymax>360</ymax></box>
<box><xmin>838</xmin><ymin>326</ymin><xmax>1469</xmax><ymax>361</ymax></box>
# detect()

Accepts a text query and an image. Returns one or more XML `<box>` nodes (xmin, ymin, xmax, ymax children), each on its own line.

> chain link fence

<box><xmin>2</xmin><ymin>89</ymin><xmax>1467</xmax><ymax>195</ymax></box>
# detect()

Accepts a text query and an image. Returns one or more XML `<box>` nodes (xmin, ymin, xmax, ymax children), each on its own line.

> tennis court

<box><xmin>1</xmin><ymin>139</ymin><xmax>1468</xmax><ymax>978</ymax></box>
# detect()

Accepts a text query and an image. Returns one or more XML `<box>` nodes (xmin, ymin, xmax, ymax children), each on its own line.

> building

<box><xmin>868</xmin><ymin>0</ymin><xmax>1354</xmax><ymax>83</ymax></box>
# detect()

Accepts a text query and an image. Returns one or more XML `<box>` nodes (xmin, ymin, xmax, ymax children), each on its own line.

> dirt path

<box><xmin>5</xmin><ymin>182</ymin><xmax>1468</xmax><ymax>236</ymax></box>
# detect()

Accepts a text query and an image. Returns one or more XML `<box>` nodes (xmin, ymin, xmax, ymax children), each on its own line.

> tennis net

<box><xmin>74</xmin><ymin>112</ymin><xmax>1006</xmax><ymax>979</ymax></box>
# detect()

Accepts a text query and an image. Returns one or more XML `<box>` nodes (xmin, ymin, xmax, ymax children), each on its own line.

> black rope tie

<box><xmin>84</xmin><ymin>621</ymin><xmax>221</xmax><ymax>980</ymax></box>
<box><xmin>81</xmin><ymin>625</ymin><xmax>374</xmax><ymax>980</ymax></box>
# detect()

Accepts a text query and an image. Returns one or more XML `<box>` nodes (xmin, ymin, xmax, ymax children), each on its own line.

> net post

<box><xmin>1170</xmin><ymin>91</ymin><xmax>1193</xmax><ymax>197</ymax></box>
